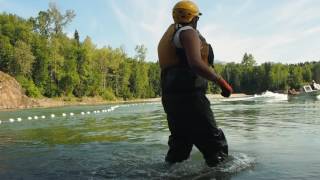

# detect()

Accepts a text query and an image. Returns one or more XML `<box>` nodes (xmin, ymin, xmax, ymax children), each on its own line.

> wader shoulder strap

<box><xmin>173</xmin><ymin>26</ymin><xmax>194</xmax><ymax>48</ymax></box>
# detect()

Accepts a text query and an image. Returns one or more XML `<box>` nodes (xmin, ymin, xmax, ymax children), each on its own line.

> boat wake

<box><xmin>220</xmin><ymin>91</ymin><xmax>288</xmax><ymax>103</ymax></box>
<box><xmin>253</xmin><ymin>91</ymin><xmax>288</xmax><ymax>102</ymax></box>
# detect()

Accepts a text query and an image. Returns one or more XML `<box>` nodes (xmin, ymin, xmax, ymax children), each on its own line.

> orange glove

<box><xmin>217</xmin><ymin>78</ymin><xmax>233</xmax><ymax>97</ymax></box>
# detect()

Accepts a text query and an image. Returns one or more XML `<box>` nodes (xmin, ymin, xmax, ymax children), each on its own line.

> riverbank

<box><xmin>0</xmin><ymin>93</ymin><xmax>249</xmax><ymax>111</ymax></box>
<box><xmin>36</xmin><ymin>93</ymin><xmax>250</xmax><ymax>108</ymax></box>
<box><xmin>35</xmin><ymin>96</ymin><xmax>161</xmax><ymax>108</ymax></box>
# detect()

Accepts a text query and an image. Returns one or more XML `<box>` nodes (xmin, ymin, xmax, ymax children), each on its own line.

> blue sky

<box><xmin>1</xmin><ymin>0</ymin><xmax>320</xmax><ymax>64</ymax></box>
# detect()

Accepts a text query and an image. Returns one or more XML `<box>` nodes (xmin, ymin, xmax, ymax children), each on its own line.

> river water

<box><xmin>0</xmin><ymin>92</ymin><xmax>319</xmax><ymax>180</ymax></box>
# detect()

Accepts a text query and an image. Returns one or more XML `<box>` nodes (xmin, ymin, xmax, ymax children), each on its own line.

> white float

<box><xmin>28</xmin><ymin>117</ymin><xmax>32</xmax><ymax>120</ymax></box>
<box><xmin>62</xmin><ymin>113</ymin><xmax>67</xmax><ymax>117</ymax></box>
<box><xmin>51</xmin><ymin>114</ymin><xmax>55</xmax><ymax>118</ymax></box>
<box><xmin>9</xmin><ymin>118</ymin><xmax>15</xmax><ymax>123</ymax></box>
<box><xmin>34</xmin><ymin>116</ymin><xmax>39</xmax><ymax>120</ymax></box>
<box><xmin>17</xmin><ymin>118</ymin><xmax>22</xmax><ymax>122</ymax></box>
<box><xmin>81</xmin><ymin>112</ymin><xmax>85</xmax><ymax>115</ymax></box>
<box><xmin>41</xmin><ymin>115</ymin><xmax>46</xmax><ymax>119</ymax></box>
<box><xmin>70</xmin><ymin>112</ymin><xmax>74</xmax><ymax>116</ymax></box>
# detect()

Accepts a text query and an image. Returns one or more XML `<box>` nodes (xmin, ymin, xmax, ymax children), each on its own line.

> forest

<box><xmin>1</xmin><ymin>4</ymin><xmax>320</xmax><ymax>100</ymax></box>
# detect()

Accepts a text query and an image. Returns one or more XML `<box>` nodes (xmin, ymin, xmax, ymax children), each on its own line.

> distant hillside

<box><xmin>0</xmin><ymin>71</ymin><xmax>38</xmax><ymax>109</ymax></box>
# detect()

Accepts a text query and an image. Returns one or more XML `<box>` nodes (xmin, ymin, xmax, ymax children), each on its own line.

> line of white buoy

<box><xmin>0</xmin><ymin>105</ymin><xmax>123</xmax><ymax>125</ymax></box>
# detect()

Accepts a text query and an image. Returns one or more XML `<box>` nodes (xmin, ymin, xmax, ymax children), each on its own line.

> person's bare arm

<box><xmin>180</xmin><ymin>29</ymin><xmax>221</xmax><ymax>83</ymax></box>
<box><xmin>180</xmin><ymin>29</ymin><xmax>233</xmax><ymax>97</ymax></box>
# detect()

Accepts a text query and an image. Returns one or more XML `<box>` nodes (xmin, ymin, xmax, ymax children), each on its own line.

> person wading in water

<box><xmin>158</xmin><ymin>0</ymin><xmax>233</xmax><ymax>167</ymax></box>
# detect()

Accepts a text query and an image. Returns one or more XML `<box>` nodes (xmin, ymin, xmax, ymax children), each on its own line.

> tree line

<box><xmin>213</xmin><ymin>53</ymin><xmax>320</xmax><ymax>94</ymax></box>
<box><xmin>0</xmin><ymin>4</ymin><xmax>319</xmax><ymax>99</ymax></box>
<box><xmin>0</xmin><ymin>4</ymin><xmax>160</xmax><ymax>100</ymax></box>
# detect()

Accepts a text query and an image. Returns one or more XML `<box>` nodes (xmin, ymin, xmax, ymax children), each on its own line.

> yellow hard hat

<box><xmin>172</xmin><ymin>0</ymin><xmax>202</xmax><ymax>24</ymax></box>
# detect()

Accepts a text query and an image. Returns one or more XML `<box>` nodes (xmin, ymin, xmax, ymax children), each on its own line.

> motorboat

<box><xmin>288</xmin><ymin>85</ymin><xmax>320</xmax><ymax>100</ymax></box>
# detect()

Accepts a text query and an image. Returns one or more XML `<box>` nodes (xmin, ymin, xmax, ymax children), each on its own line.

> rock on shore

<box><xmin>0</xmin><ymin>71</ymin><xmax>38</xmax><ymax>109</ymax></box>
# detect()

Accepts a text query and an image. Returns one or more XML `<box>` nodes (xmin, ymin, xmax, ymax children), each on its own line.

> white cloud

<box><xmin>66</xmin><ymin>31</ymin><xmax>74</xmax><ymax>39</ymax></box>
<box><xmin>109</xmin><ymin>0</ymin><xmax>320</xmax><ymax>63</ymax></box>
<box><xmin>304</xmin><ymin>26</ymin><xmax>320</xmax><ymax>35</ymax></box>
<box><xmin>109</xmin><ymin>0</ymin><xmax>174</xmax><ymax>60</ymax></box>
<box><xmin>201</xmin><ymin>0</ymin><xmax>320</xmax><ymax>63</ymax></box>
<box><xmin>270</xmin><ymin>0</ymin><xmax>320</xmax><ymax>29</ymax></box>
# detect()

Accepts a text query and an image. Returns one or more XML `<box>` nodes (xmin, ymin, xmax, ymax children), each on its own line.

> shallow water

<box><xmin>0</xmin><ymin>93</ymin><xmax>319</xmax><ymax>179</ymax></box>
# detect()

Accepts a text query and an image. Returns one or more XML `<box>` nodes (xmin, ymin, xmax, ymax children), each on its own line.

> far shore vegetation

<box><xmin>1</xmin><ymin>3</ymin><xmax>320</xmax><ymax>100</ymax></box>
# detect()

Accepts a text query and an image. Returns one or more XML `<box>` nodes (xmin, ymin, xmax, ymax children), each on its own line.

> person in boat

<box><xmin>311</xmin><ymin>80</ymin><xmax>320</xmax><ymax>90</ymax></box>
<box><xmin>288</xmin><ymin>88</ymin><xmax>299</xmax><ymax>95</ymax></box>
<box><xmin>158</xmin><ymin>0</ymin><xmax>232</xmax><ymax>167</ymax></box>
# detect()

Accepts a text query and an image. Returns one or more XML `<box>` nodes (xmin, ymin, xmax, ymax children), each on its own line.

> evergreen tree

<box><xmin>74</xmin><ymin>29</ymin><xmax>80</xmax><ymax>46</ymax></box>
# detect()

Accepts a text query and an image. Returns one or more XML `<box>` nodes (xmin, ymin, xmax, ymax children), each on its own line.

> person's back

<box><xmin>158</xmin><ymin>0</ymin><xmax>233</xmax><ymax>167</ymax></box>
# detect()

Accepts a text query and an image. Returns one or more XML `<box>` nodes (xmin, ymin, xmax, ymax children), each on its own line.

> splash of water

<box><xmin>164</xmin><ymin>153</ymin><xmax>255</xmax><ymax>179</ymax></box>
<box><xmin>220</xmin><ymin>91</ymin><xmax>288</xmax><ymax>103</ymax></box>
<box><xmin>254</xmin><ymin>91</ymin><xmax>288</xmax><ymax>102</ymax></box>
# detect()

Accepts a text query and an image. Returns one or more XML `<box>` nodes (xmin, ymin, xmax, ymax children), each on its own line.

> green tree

<box><xmin>288</xmin><ymin>65</ymin><xmax>303</xmax><ymax>89</ymax></box>
<box><xmin>312</xmin><ymin>63</ymin><xmax>320</xmax><ymax>83</ymax></box>
<box><xmin>48</xmin><ymin>2</ymin><xmax>75</xmax><ymax>35</ymax></box>
<box><xmin>46</xmin><ymin>36</ymin><xmax>65</xmax><ymax>96</ymax></box>
<box><xmin>134</xmin><ymin>44</ymin><xmax>147</xmax><ymax>62</ymax></box>
<box><xmin>0</xmin><ymin>35</ymin><xmax>14</xmax><ymax>73</ymax></box>
<box><xmin>240</xmin><ymin>53</ymin><xmax>256</xmax><ymax>93</ymax></box>
<box><xmin>269</xmin><ymin>63</ymin><xmax>289</xmax><ymax>90</ymax></box>
<box><xmin>74</xmin><ymin>36</ymin><xmax>96</xmax><ymax>97</ymax></box>
<box><xmin>31</xmin><ymin>35</ymin><xmax>50</xmax><ymax>93</ymax></box>
<box><xmin>222</xmin><ymin>63</ymin><xmax>242</xmax><ymax>93</ymax></box>
<box><xmin>94</xmin><ymin>47</ymin><xmax>110</xmax><ymax>90</ymax></box>
<box><xmin>74</xmin><ymin>29</ymin><xmax>80</xmax><ymax>45</ymax></box>
<box><xmin>148</xmin><ymin>62</ymin><xmax>161</xmax><ymax>97</ymax></box>
<box><xmin>11</xmin><ymin>40</ymin><xmax>35</xmax><ymax>76</ymax></box>
<box><xmin>118</xmin><ymin>60</ymin><xmax>132</xmax><ymax>99</ymax></box>
<box><xmin>59</xmin><ymin>35</ymin><xmax>79</xmax><ymax>96</ymax></box>
<box><xmin>30</xmin><ymin>11</ymin><xmax>51</xmax><ymax>37</ymax></box>
<box><xmin>105</xmin><ymin>47</ymin><xmax>125</xmax><ymax>95</ymax></box>
<box><xmin>301</xmin><ymin>64</ymin><xmax>312</xmax><ymax>83</ymax></box>
<box><xmin>241</xmin><ymin>53</ymin><xmax>256</xmax><ymax>68</ymax></box>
